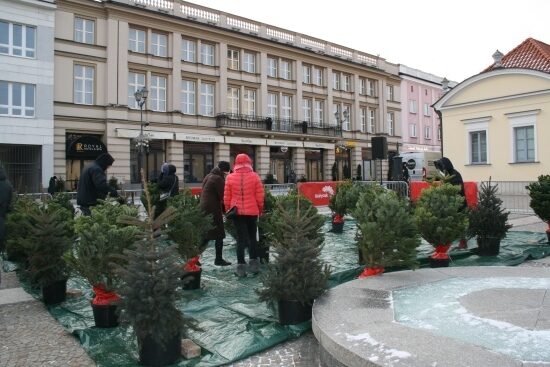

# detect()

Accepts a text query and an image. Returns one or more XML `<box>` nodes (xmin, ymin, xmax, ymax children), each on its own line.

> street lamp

<box><xmin>134</xmin><ymin>86</ymin><xmax>149</xmax><ymax>179</ymax></box>
<box><xmin>334</xmin><ymin>108</ymin><xmax>350</xmax><ymax>180</ymax></box>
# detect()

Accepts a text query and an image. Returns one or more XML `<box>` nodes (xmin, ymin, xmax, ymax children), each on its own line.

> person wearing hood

<box><xmin>434</xmin><ymin>156</ymin><xmax>468</xmax><ymax>248</ymax></box>
<box><xmin>0</xmin><ymin>166</ymin><xmax>13</xmax><ymax>255</ymax></box>
<box><xmin>47</xmin><ymin>176</ymin><xmax>59</xmax><ymax>195</ymax></box>
<box><xmin>224</xmin><ymin>153</ymin><xmax>264</xmax><ymax>277</ymax></box>
<box><xmin>77</xmin><ymin>152</ymin><xmax>118</xmax><ymax>216</ymax></box>
<box><xmin>156</xmin><ymin>163</ymin><xmax>179</xmax><ymax>217</ymax></box>
<box><xmin>200</xmin><ymin>161</ymin><xmax>231</xmax><ymax>266</ymax></box>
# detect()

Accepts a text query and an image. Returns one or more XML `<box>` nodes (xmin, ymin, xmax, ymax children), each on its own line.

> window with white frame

<box><xmin>410</xmin><ymin>124</ymin><xmax>417</xmax><ymax>137</ymax></box>
<box><xmin>314</xmin><ymin>67</ymin><xmax>323</xmax><ymax>86</ymax></box>
<box><xmin>343</xmin><ymin>74</ymin><xmax>351</xmax><ymax>92</ymax></box>
<box><xmin>342</xmin><ymin>105</ymin><xmax>351</xmax><ymax>131</ymax></box>
<box><xmin>303</xmin><ymin>64</ymin><xmax>311</xmax><ymax>84</ymax></box>
<box><xmin>333</xmin><ymin>72</ymin><xmax>340</xmax><ymax>90</ymax></box>
<box><xmin>151</xmin><ymin>32</ymin><xmax>167</xmax><ymax>57</ymax></box>
<box><xmin>424</xmin><ymin>126</ymin><xmax>431</xmax><ymax>139</ymax></box>
<box><xmin>74</xmin><ymin>17</ymin><xmax>94</xmax><ymax>44</ymax></box>
<box><xmin>181</xmin><ymin>38</ymin><xmax>196</xmax><ymax>62</ymax></box>
<box><xmin>227</xmin><ymin>48</ymin><xmax>239</xmax><ymax>70</ymax></box>
<box><xmin>0</xmin><ymin>21</ymin><xmax>36</xmax><ymax>58</ymax></box>
<box><xmin>181</xmin><ymin>79</ymin><xmax>196</xmax><ymax>115</ymax></box>
<box><xmin>128</xmin><ymin>72</ymin><xmax>145</xmax><ymax>109</ymax></box>
<box><xmin>200</xmin><ymin>82</ymin><xmax>214</xmax><ymax>116</ymax></box>
<box><xmin>409</xmin><ymin>100</ymin><xmax>417</xmax><ymax>113</ymax></box>
<box><xmin>267</xmin><ymin>57</ymin><xmax>277</xmax><ymax>77</ymax></box>
<box><xmin>360</xmin><ymin>108</ymin><xmax>367</xmax><ymax>133</ymax></box>
<box><xmin>515</xmin><ymin>126</ymin><xmax>535</xmax><ymax>162</ymax></box>
<box><xmin>507</xmin><ymin>110</ymin><xmax>538</xmax><ymax>163</ymax></box>
<box><xmin>280</xmin><ymin>60</ymin><xmax>291</xmax><ymax>80</ymax></box>
<box><xmin>470</xmin><ymin>130</ymin><xmax>487</xmax><ymax>164</ymax></box>
<box><xmin>333</xmin><ymin>103</ymin><xmax>340</xmax><ymax>126</ymax></box>
<box><xmin>227</xmin><ymin>86</ymin><xmax>239</xmax><ymax>114</ymax></box>
<box><xmin>437</xmin><ymin>124</ymin><xmax>441</xmax><ymax>141</ymax></box>
<box><xmin>423</xmin><ymin>103</ymin><xmax>431</xmax><ymax>116</ymax></box>
<box><xmin>281</xmin><ymin>95</ymin><xmax>292</xmax><ymax>119</ymax></box>
<box><xmin>0</xmin><ymin>81</ymin><xmax>35</xmax><ymax>117</ymax></box>
<box><xmin>243</xmin><ymin>51</ymin><xmax>256</xmax><ymax>73</ymax></box>
<box><xmin>74</xmin><ymin>64</ymin><xmax>94</xmax><ymax>105</ymax></box>
<box><xmin>243</xmin><ymin>89</ymin><xmax>256</xmax><ymax>115</ymax></box>
<box><xmin>267</xmin><ymin>92</ymin><xmax>278</xmax><ymax>118</ymax></box>
<box><xmin>368</xmin><ymin>79</ymin><xmax>376</xmax><ymax>96</ymax></box>
<box><xmin>303</xmin><ymin>98</ymin><xmax>312</xmax><ymax>122</ymax></box>
<box><xmin>359</xmin><ymin>78</ymin><xmax>366</xmax><ymax>95</ymax></box>
<box><xmin>128</xmin><ymin>28</ymin><xmax>145</xmax><ymax>53</ymax></box>
<box><xmin>387</xmin><ymin>85</ymin><xmax>394</xmax><ymax>101</ymax></box>
<box><xmin>387</xmin><ymin>112</ymin><xmax>394</xmax><ymax>135</ymax></box>
<box><xmin>368</xmin><ymin>109</ymin><xmax>376</xmax><ymax>133</ymax></box>
<box><xmin>200</xmin><ymin>43</ymin><xmax>215</xmax><ymax>65</ymax></box>
<box><xmin>150</xmin><ymin>75</ymin><xmax>166</xmax><ymax>112</ymax></box>
<box><xmin>314</xmin><ymin>100</ymin><xmax>324</xmax><ymax>127</ymax></box>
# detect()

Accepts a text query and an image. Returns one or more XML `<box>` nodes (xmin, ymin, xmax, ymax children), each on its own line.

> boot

<box><xmin>234</xmin><ymin>263</ymin><xmax>247</xmax><ymax>278</ymax></box>
<box><xmin>248</xmin><ymin>258</ymin><xmax>260</xmax><ymax>275</ymax></box>
<box><xmin>215</xmin><ymin>258</ymin><xmax>232</xmax><ymax>266</ymax></box>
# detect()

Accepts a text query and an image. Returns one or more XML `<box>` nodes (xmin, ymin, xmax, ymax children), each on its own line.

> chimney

<box><xmin>441</xmin><ymin>77</ymin><xmax>449</xmax><ymax>92</ymax></box>
<box><xmin>492</xmin><ymin>50</ymin><xmax>504</xmax><ymax>67</ymax></box>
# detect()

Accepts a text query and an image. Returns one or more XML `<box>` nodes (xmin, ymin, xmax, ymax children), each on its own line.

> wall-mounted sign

<box><xmin>175</xmin><ymin>133</ymin><xmax>225</xmax><ymax>143</ymax></box>
<box><xmin>303</xmin><ymin>141</ymin><xmax>335</xmax><ymax>150</ymax></box>
<box><xmin>225</xmin><ymin>136</ymin><xmax>266</xmax><ymax>145</ymax></box>
<box><xmin>115</xmin><ymin>128</ymin><xmax>173</xmax><ymax>140</ymax></box>
<box><xmin>266</xmin><ymin>139</ymin><xmax>303</xmax><ymax>147</ymax></box>
<box><xmin>66</xmin><ymin>135</ymin><xmax>107</xmax><ymax>159</ymax></box>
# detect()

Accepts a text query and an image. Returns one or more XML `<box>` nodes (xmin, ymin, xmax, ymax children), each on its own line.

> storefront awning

<box><xmin>266</xmin><ymin>139</ymin><xmax>303</xmax><ymax>147</ymax></box>
<box><xmin>115</xmin><ymin>128</ymin><xmax>173</xmax><ymax>140</ymax></box>
<box><xmin>175</xmin><ymin>133</ymin><xmax>225</xmax><ymax>143</ymax></box>
<box><xmin>66</xmin><ymin>135</ymin><xmax>107</xmax><ymax>159</ymax></box>
<box><xmin>303</xmin><ymin>141</ymin><xmax>335</xmax><ymax>150</ymax></box>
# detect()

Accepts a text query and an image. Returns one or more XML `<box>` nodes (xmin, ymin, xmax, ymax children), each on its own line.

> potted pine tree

<box><xmin>258</xmin><ymin>194</ymin><xmax>330</xmax><ymax>325</ymax></box>
<box><xmin>328</xmin><ymin>180</ymin><xmax>353</xmax><ymax>233</ymax></box>
<box><xmin>5</xmin><ymin>195</ymin><xmax>39</xmax><ymax>263</ymax></box>
<box><xmin>527</xmin><ymin>175</ymin><xmax>550</xmax><ymax>243</ymax></box>
<box><xmin>166</xmin><ymin>189</ymin><xmax>212</xmax><ymax>290</ymax></box>
<box><xmin>23</xmin><ymin>204</ymin><xmax>74</xmax><ymax>304</ymax></box>
<box><xmin>414</xmin><ymin>183</ymin><xmax>468</xmax><ymax>267</ymax></box>
<box><xmin>115</xmin><ymin>181</ymin><xmax>193</xmax><ymax>367</ymax></box>
<box><xmin>468</xmin><ymin>180</ymin><xmax>511</xmax><ymax>256</ymax></box>
<box><xmin>64</xmin><ymin>200</ymin><xmax>139</xmax><ymax>327</ymax></box>
<box><xmin>257</xmin><ymin>189</ymin><xmax>276</xmax><ymax>263</ymax></box>
<box><xmin>355</xmin><ymin>190</ymin><xmax>419</xmax><ymax>277</ymax></box>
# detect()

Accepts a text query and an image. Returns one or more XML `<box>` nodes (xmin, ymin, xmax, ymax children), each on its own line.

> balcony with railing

<box><xmin>103</xmin><ymin>0</ymin><xmax>390</xmax><ymax>71</ymax></box>
<box><xmin>216</xmin><ymin>113</ymin><xmax>342</xmax><ymax>138</ymax></box>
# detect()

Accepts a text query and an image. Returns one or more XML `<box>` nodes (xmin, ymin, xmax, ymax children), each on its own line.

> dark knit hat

<box><xmin>218</xmin><ymin>161</ymin><xmax>230</xmax><ymax>173</ymax></box>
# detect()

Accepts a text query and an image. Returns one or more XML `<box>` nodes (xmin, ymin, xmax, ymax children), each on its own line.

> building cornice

<box><xmin>54</xmin><ymin>50</ymin><xmax>107</xmax><ymax>63</ymax></box>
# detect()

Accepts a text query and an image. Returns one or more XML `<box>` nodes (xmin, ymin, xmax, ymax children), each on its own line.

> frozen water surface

<box><xmin>393</xmin><ymin>277</ymin><xmax>550</xmax><ymax>362</ymax></box>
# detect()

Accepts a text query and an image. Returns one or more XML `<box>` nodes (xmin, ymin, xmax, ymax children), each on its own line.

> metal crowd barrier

<box><xmin>482</xmin><ymin>181</ymin><xmax>534</xmax><ymax>214</ymax></box>
<box><xmin>263</xmin><ymin>183</ymin><xmax>296</xmax><ymax>196</ymax></box>
<box><xmin>355</xmin><ymin>180</ymin><xmax>410</xmax><ymax>198</ymax></box>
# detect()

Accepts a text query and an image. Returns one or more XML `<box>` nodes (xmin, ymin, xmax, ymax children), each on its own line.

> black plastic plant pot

<box><xmin>92</xmin><ymin>303</ymin><xmax>119</xmax><ymax>328</ymax></box>
<box><xmin>331</xmin><ymin>221</ymin><xmax>344</xmax><ymax>233</ymax></box>
<box><xmin>358</xmin><ymin>248</ymin><xmax>364</xmax><ymax>265</ymax></box>
<box><xmin>277</xmin><ymin>300</ymin><xmax>312</xmax><ymax>325</ymax></box>
<box><xmin>429</xmin><ymin>258</ymin><xmax>450</xmax><ymax>268</ymax></box>
<box><xmin>547</xmin><ymin>231</ymin><xmax>550</xmax><ymax>244</ymax></box>
<box><xmin>42</xmin><ymin>279</ymin><xmax>67</xmax><ymax>305</ymax></box>
<box><xmin>476</xmin><ymin>237</ymin><xmax>501</xmax><ymax>256</ymax></box>
<box><xmin>181</xmin><ymin>269</ymin><xmax>202</xmax><ymax>290</ymax></box>
<box><xmin>138</xmin><ymin>334</ymin><xmax>181</xmax><ymax>367</ymax></box>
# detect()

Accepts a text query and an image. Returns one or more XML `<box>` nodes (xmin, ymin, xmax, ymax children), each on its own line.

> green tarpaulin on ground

<box><xmin>14</xmin><ymin>219</ymin><xmax>550</xmax><ymax>366</ymax></box>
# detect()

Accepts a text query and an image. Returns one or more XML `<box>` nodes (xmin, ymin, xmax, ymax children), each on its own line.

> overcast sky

<box><xmin>187</xmin><ymin>0</ymin><xmax>549</xmax><ymax>83</ymax></box>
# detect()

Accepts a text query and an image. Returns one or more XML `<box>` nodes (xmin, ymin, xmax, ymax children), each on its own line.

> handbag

<box><xmin>159</xmin><ymin>176</ymin><xmax>176</xmax><ymax>201</ymax></box>
<box><xmin>225</xmin><ymin>206</ymin><xmax>238</xmax><ymax>219</ymax></box>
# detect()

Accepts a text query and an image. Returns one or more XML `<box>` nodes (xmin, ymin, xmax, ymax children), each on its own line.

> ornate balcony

<box><xmin>215</xmin><ymin>113</ymin><xmax>342</xmax><ymax>138</ymax></box>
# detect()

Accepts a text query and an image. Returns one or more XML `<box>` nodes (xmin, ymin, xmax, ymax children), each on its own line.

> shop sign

<box><xmin>66</xmin><ymin>136</ymin><xmax>107</xmax><ymax>159</ymax></box>
<box><xmin>175</xmin><ymin>133</ymin><xmax>224</xmax><ymax>143</ymax></box>
<box><xmin>303</xmin><ymin>142</ymin><xmax>335</xmax><ymax>150</ymax></box>
<box><xmin>266</xmin><ymin>139</ymin><xmax>303</xmax><ymax>147</ymax></box>
<box><xmin>115</xmin><ymin>128</ymin><xmax>173</xmax><ymax>140</ymax></box>
<box><xmin>297</xmin><ymin>181</ymin><xmax>337</xmax><ymax>206</ymax></box>
<box><xmin>225</xmin><ymin>136</ymin><xmax>266</xmax><ymax>145</ymax></box>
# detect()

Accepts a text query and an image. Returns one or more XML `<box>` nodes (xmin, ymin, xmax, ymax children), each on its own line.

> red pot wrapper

<box><xmin>431</xmin><ymin>244</ymin><xmax>451</xmax><ymax>260</ymax></box>
<box><xmin>92</xmin><ymin>284</ymin><xmax>120</xmax><ymax>305</ymax></box>
<box><xmin>184</xmin><ymin>256</ymin><xmax>201</xmax><ymax>272</ymax></box>
<box><xmin>358</xmin><ymin>267</ymin><xmax>384</xmax><ymax>279</ymax></box>
<box><xmin>332</xmin><ymin>214</ymin><xmax>345</xmax><ymax>224</ymax></box>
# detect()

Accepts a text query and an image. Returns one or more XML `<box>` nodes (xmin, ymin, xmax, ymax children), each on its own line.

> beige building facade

<box><xmin>54</xmin><ymin>0</ymin><xmax>401</xmax><ymax>188</ymax></box>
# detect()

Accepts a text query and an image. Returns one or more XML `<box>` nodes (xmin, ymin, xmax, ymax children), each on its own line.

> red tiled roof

<box><xmin>484</xmin><ymin>38</ymin><xmax>550</xmax><ymax>73</ymax></box>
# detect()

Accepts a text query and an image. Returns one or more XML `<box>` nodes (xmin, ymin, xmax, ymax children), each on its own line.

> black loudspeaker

<box><xmin>371</xmin><ymin>136</ymin><xmax>388</xmax><ymax>160</ymax></box>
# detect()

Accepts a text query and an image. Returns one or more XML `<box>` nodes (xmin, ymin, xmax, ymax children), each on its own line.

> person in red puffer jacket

<box><xmin>224</xmin><ymin>153</ymin><xmax>264</xmax><ymax>277</ymax></box>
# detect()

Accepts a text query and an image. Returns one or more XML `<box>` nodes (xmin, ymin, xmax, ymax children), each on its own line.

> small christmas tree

<box><xmin>115</xmin><ymin>176</ymin><xmax>194</xmax><ymax>365</ymax></box>
<box><xmin>5</xmin><ymin>195</ymin><xmax>39</xmax><ymax>262</ymax></box>
<box><xmin>527</xmin><ymin>175</ymin><xmax>550</xmax><ymax>241</ymax></box>
<box><xmin>414</xmin><ymin>183</ymin><xmax>468</xmax><ymax>266</ymax></box>
<box><xmin>258</xmin><ymin>197</ymin><xmax>330</xmax><ymax>323</ymax></box>
<box><xmin>356</xmin><ymin>191</ymin><xmax>419</xmax><ymax>277</ymax></box>
<box><xmin>257</xmin><ymin>189</ymin><xmax>277</xmax><ymax>262</ymax></box>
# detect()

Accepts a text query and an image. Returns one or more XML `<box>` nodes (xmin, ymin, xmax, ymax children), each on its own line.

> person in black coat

<box><xmin>200</xmin><ymin>161</ymin><xmax>231</xmax><ymax>266</ymax></box>
<box><xmin>0</xmin><ymin>166</ymin><xmax>13</xmax><ymax>255</ymax></box>
<box><xmin>76</xmin><ymin>153</ymin><xmax>118</xmax><ymax>216</ymax></box>
<box><xmin>156</xmin><ymin>164</ymin><xmax>179</xmax><ymax>217</ymax></box>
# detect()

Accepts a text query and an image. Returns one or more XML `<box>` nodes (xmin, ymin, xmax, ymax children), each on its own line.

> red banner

<box><xmin>297</xmin><ymin>181</ymin><xmax>338</xmax><ymax>206</ymax></box>
<box><xmin>410</xmin><ymin>181</ymin><xmax>478</xmax><ymax>208</ymax></box>
<box><xmin>189</xmin><ymin>187</ymin><xmax>202</xmax><ymax>197</ymax></box>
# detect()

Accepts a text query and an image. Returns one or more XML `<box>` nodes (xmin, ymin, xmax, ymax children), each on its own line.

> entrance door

<box><xmin>66</xmin><ymin>159</ymin><xmax>94</xmax><ymax>191</ymax></box>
